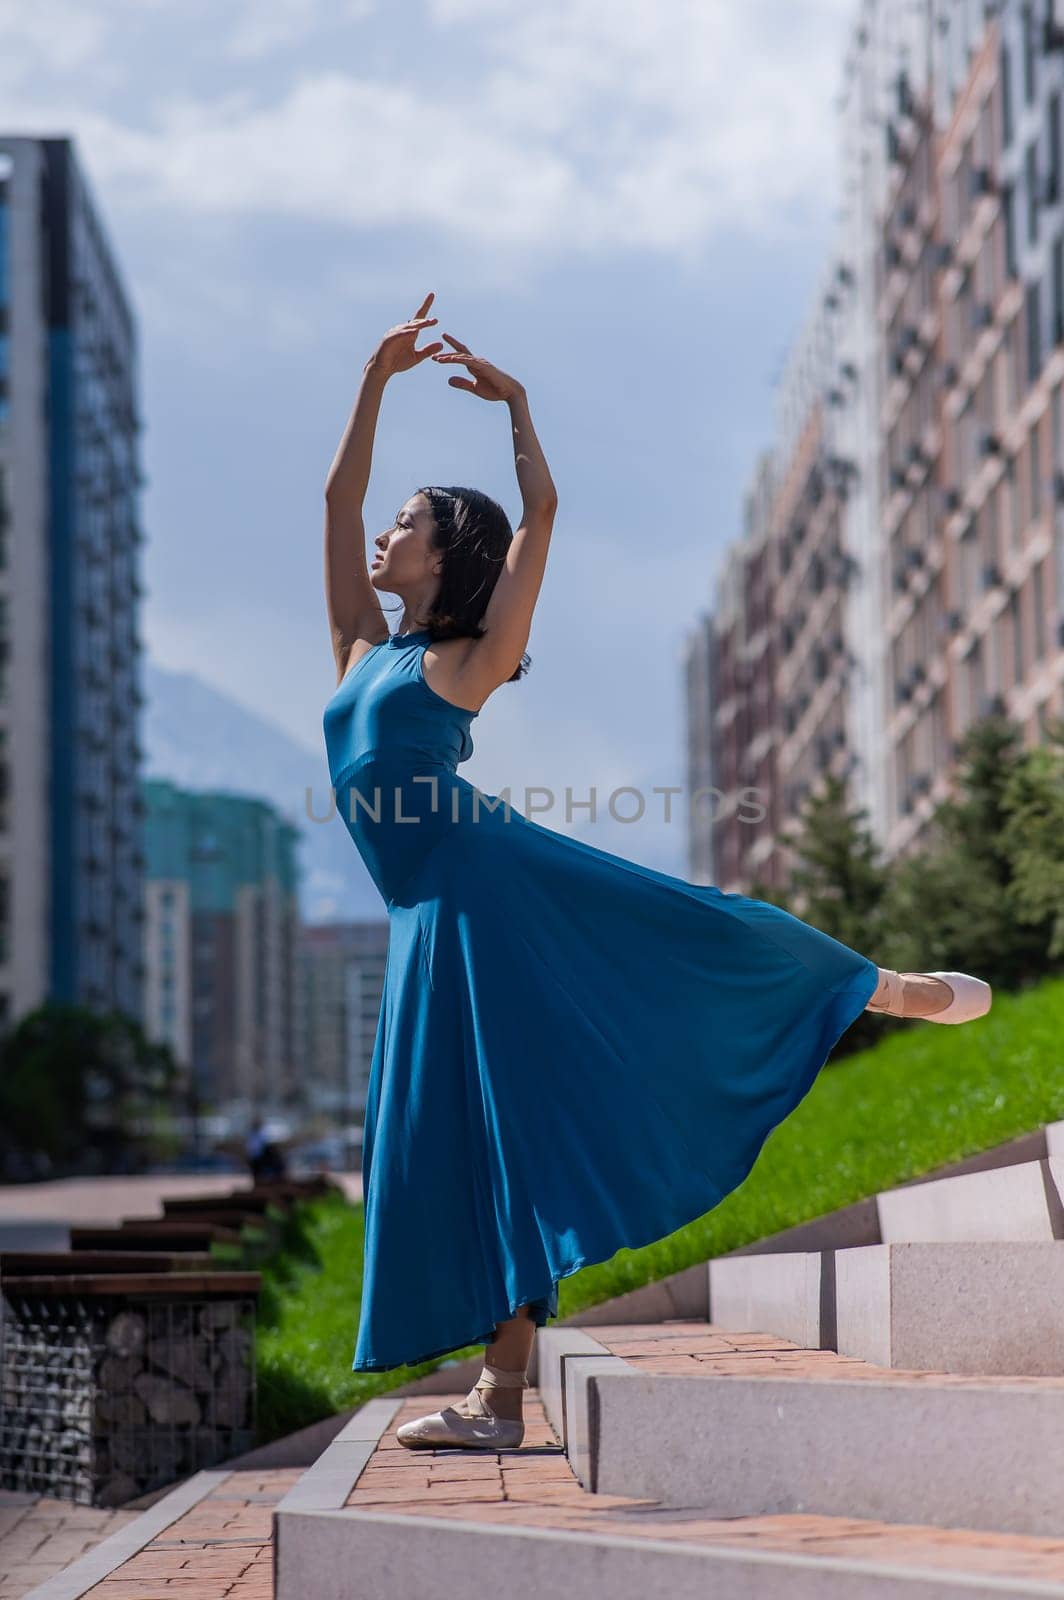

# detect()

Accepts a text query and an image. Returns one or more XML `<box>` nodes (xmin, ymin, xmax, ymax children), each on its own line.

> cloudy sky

<box><xmin>4</xmin><ymin>0</ymin><xmax>856</xmax><ymax>874</ymax></box>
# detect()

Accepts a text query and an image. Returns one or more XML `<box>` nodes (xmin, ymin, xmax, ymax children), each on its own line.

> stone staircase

<box><xmin>268</xmin><ymin>1118</ymin><xmax>1064</xmax><ymax>1598</ymax></box>
<box><xmin>18</xmin><ymin>1124</ymin><xmax>1064</xmax><ymax>1597</ymax></box>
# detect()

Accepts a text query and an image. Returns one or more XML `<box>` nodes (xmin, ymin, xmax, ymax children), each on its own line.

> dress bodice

<box><xmin>323</xmin><ymin>628</ymin><xmax>477</xmax><ymax>791</ymax></box>
<box><xmin>322</xmin><ymin>628</ymin><xmax>480</xmax><ymax>907</ymax></box>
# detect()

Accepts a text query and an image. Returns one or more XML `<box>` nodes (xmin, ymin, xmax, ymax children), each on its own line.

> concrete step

<box><xmin>271</xmin><ymin>1365</ymin><xmax>1064</xmax><ymax>1598</ymax></box>
<box><xmin>710</xmin><ymin>1238</ymin><xmax>1064</xmax><ymax>1374</ymax></box>
<box><xmin>876</xmin><ymin>1156</ymin><xmax>1064</xmax><ymax>1243</ymax></box>
<box><xmin>834</xmin><ymin>1241</ymin><xmax>1064</xmax><ymax>1373</ymax></box>
<box><xmin>720</xmin><ymin>1120</ymin><xmax>1064</xmax><ymax>1265</ymax></box>
<box><xmin>543</xmin><ymin>1320</ymin><xmax>1064</xmax><ymax>1538</ymax></box>
<box><xmin>709</xmin><ymin>1153</ymin><xmax>1064</xmax><ymax>1364</ymax></box>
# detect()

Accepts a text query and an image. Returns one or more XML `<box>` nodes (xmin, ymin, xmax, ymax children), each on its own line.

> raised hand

<box><xmin>431</xmin><ymin>334</ymin><xmax>524</xmax><ymax>402</ymax></box>
<box><xmin>370</xmin><ymin>292</ymin><xmax>444</xmax><ymax>378</ymax></box>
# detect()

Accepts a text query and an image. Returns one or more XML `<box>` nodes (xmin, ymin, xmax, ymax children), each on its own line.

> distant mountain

<box><xmin>142</xmin><ymin>660</ymin><xmax>384</xmax><ymax>924</ymax></box>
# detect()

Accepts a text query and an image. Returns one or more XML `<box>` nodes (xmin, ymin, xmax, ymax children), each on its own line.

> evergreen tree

<box><xmin>766</xmin><ymin>771</ymin><xmax>892</xmax><ymax>1058</ymax></box>
<box><xmin>882</xmin><ymin>713</ymin><xmax>1053</xmax><ymax>992</ymax></box>
<box><xmin>999</xmin><ymin>713</ymin><xmax>1064</xmax><ymax>963</ymax></box>
<box><xmin>779</xmin><ymin>771</ymin><xmax>890</xmax><ymax>954</ymax></box>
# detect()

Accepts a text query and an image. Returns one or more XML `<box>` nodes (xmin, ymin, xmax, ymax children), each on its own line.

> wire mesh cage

<box><xmin>0</xmin><ymin>1286</ymin><xmax>258</xmax><ymax>1506</ymax></box>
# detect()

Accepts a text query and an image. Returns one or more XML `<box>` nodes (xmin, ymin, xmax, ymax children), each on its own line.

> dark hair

<box><xmin>410</xmin><ymin>486</ymin><xmax>530</xmax><ymax>681</ymax></box>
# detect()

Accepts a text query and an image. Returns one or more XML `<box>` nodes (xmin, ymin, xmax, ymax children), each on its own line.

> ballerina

<box><xmin>321</xmin><ymin>292</ymin><xmax>992</xmax><ymax>1452</ymax></box>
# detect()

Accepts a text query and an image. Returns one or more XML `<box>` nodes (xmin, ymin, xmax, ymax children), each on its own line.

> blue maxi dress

<box><xmin>322</xmin><ymin>628</ymin><xmax>881</xmax><ymax>1373</ymax></box>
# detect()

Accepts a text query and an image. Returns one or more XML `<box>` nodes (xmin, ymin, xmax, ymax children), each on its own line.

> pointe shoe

<box><xmin>866</xmin><ymin>968</ymin><xmax>992</xmax><ymax>1024</ymax></box>
<box><xmin>923</xmin><ymin>971</ymin><xmax>993</xmax><ymax>1023</ymax></box>
<box><xmin>396</xmin><ymin>1362</ymin><xmax>527</xmax><ymax>1451</ymax></box>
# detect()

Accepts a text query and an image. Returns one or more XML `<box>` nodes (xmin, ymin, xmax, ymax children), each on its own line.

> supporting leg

<box><xmin>451</xmin><ymin>1303</ymin><xmax>536</xmax><ymax>1422</ymax></box>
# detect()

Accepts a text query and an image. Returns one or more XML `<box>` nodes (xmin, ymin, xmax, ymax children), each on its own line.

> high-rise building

<box><xmin>300</xmin><ymin>920</ymin><xmax>389</xmax><ymax>1125</ymax></box>
<box><xmin>0</xmin><ymin>136</ymin><xmax>146</xmax><ymax>1032</ymax></box>
<box><xmin>688</xmin><ymin>0</ymin><xmax>1064</xmax><ymax>892</ymax></box>
<box><xmin>144</xmin><ymin>779</ymin><xmax>301</xmax><ymax>1121</ymax></box>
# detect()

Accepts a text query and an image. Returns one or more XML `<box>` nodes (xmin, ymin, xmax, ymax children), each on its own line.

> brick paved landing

<box><xmin>0</xmin><ymin>1495</ymin><xmax>140</xmax><ymax>1600</ymax></box>
<box><xmin>591</xmin><ymin>1319</ymin><xmax>1064</xmax><ymax>1384</ymax></box>
<box><xmin>0</xmin><ymin>1471</ymin><xmax>297</xmax><ymax>1600</ymax></box>
<box><xmin>77</xmin><ymin>1472</ymin><xmax>295</xmax><ymax>1600</ymax></box>
<box><xmin>340</xmin><ymin>1379</ymin><xmax>1064</xmax><ymax>1586</ymax></box>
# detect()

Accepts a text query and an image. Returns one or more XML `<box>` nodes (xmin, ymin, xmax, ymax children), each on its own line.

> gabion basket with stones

<box><xmin>0</xmin><ymin>1287</ymin><xmax>257</xmax><ymax>1506</ymax></box>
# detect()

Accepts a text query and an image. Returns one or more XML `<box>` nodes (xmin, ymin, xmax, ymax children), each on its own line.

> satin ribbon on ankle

<box><xmin>476</xmin><ymin>1362</ymin><xmax>529</xmax><ymax>1389</ymax></box>
<box><xmin>866</xmin><ymin>967</ymin><xmax>905</xmax><ymax>1014</ymax></box>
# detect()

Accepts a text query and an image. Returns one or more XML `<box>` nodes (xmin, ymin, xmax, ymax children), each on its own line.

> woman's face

<box><xmin>370</xmin><ymin>492</ymin><xmax>441</xmax><ymax>592</ymax></box>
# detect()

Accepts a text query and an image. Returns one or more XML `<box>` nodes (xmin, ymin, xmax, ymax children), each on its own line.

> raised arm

<box><xmin>432</xmin><ymin>336</ymin><xmax>558</xmax><ymax>685</ymax></box>
<box><xmin>324</xmin><ymin>296</ymin><xmax>442</xmax><ymax>684</ymax></box>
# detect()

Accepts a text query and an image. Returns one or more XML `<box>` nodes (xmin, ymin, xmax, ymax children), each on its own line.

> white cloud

<box><xmin>0</xmin><ymin>0</ymin><xmax>859</xmax><ymax>263</ymax></box>
<box><xmin>226</xmin><ymin>0</ymin><xmax>376</xmax><ymax>60</ymax></box>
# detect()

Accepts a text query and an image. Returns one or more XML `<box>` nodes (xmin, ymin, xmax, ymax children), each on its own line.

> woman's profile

<box><xmin>321</xmin><ymin>291</ymin><xmax>993</xmax><ymax>1452</ymax></box>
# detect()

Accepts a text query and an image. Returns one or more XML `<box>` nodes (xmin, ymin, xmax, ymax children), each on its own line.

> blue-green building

<box><xmin>144</xmin><ymin>779</ymin><xmax>302</xmax><ymax>1117</ymax></box>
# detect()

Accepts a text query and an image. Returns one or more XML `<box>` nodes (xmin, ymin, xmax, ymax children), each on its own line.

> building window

<box><xmin>1004</xmin><ymin>183</ymin><xmax>1019</xmax><ymax>280</ymax></box>
<box><xmin>1023</xmin><ymin>4</ymin><xmax>1037</xmax><ymax>105</ymax></box>
<box><xmin>1007</xmin><ymin>453</ymin><xmax>1022</xmax><ymax>550</ymax></box>
<box><xmin>1027</xmin><ymin>279</ymin><xmax>1042</xmax><ymax>384</ymax></box>
<box><xmin>1034</xmin><ymin>557</ymin><xmax>1047</xmax><ymax>659</ymax></box>
<box><xmin>1002</xmin><ymin>40</ymin><xmax>1014</xmax><ymax>147</ymax></box>
<box><xmin>1051</xmin><ymin>92</ymin><xmax>1062</xmax><ymax>204</ymax></box>
<box><xmin>1032</xmin><ymin>419</ymin><xmax>1043</xmax><ymax>522</ymax></box>
<box><xmin>1026</xmin><ymin>142</ymin><xmax>1039</xmax><ymax>245</ymax></box>
<box><xmin>1011</xmin><ymin>587</ymin><xmax>1024</xmax><ymax>684</ymax></box>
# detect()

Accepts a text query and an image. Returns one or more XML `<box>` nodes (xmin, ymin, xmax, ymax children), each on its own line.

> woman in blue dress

<box><xmin>322</xmin><ymin>292</ymin><xmax>993</xmax><ymax>1452</ymax></box>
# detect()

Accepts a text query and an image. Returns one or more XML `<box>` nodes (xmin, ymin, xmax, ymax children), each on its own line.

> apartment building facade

<box><xmin>0</xmin><ymin>135</ymin><xmax>146</xmax><ymax>1030</ymax></box>
<box><xmin>299</xmin><ymin>920</ymin><xmax>389</xmax><ymax>1125</ymax></box>
<box><xmin>689</xmin><ymin>0</ymin><xmax>1064</xmax><ymax>891</ymax></box>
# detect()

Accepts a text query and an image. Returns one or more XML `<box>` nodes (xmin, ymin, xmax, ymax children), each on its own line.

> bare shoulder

<box><xmin>422</xmin><ymin>632</ymin><xmax>519</xmax><ymax>714</ymax></box>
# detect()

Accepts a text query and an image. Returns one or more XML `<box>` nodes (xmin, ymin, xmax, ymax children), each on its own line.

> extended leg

<box><xmin>865</xmin><ymin>967</ymin><xmax>953</xmax><ymax>1018</ymax></box>
<box><xmin>865</xmin><ymin>966</ymin><xmax>992</xmax><ymax>1023</ymax></box>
